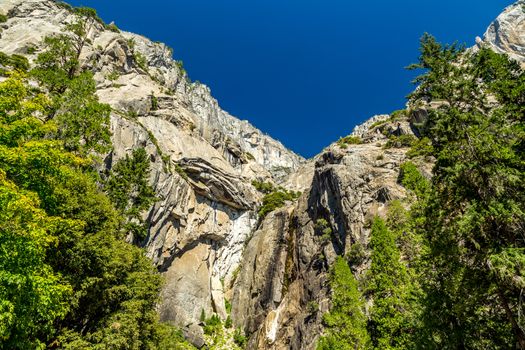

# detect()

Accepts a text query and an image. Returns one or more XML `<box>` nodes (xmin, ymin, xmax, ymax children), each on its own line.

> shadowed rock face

<box><xmin>1</xmin><ymin>0</ymin><xmax>523</xmax><ymax>348</ymax></box>
<box><xmin>229</xmin><ymin>5</ymin><xmax>525</xmax><ymax>347</ymax></box>
<box><xmin>231</xmin><ymin>121</ymin><xmax>415</xmax><ymax>349</ymax></box>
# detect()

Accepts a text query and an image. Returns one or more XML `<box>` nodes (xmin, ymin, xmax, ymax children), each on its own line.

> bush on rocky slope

<box><xmin>258</xmin><ymin>188</ymin><xmax>300</xmax><ymax>219</ymax></box>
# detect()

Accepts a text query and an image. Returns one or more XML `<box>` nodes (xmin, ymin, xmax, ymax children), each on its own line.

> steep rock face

<box><xmin>230</xmin><ymin>4</ymin><xmax>525</xmax><ymax>348</ymax></box>
<box><xmin>231</xmin><ymin>115</ymin><xmax>416</xmax><ymax>349</ymax></box>
<box><xmin>0</xmin><ymin>0</ymin><xmax>301</xmax><ymax>345</ymax></box>
<box><xmin>2</xmin><ymin>0</ymin><xmax>523</xmax><ymax>348</ymax></box>
<box><xmin>231</xmin><ymin>207</ymin><xmax>294</xmax><ymax>334</ymax></box>
<box><xmin>481</xmin><ymin>0</ymin><xmax>525</xmax><ymax>63</ymax></box>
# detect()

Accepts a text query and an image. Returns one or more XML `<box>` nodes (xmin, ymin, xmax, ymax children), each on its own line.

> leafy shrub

<box><xmin>406</xmin><ymin>136</ymin><xmax>434</xmax><ymax>158</ymax></box>
<box><xmin>252</xmin><ymin>180</ymin><xmax>274</xmax><ymax>194</ymax></box>
<box><xmin>55</xmin><ymin>1</ymin><xmax>73</xmax><ymax>11</ymax></box>
<box><xmin>54</xmin><ymin>72</ymin><xmax>112</xmax><ymax>154</ymax></box>
<box><xmin>370</xmin><ymin>119</ymin><xmax>388</xmax><ymax>129</ymax></box>
<box><xmin>0</xmin><ymin>73</ymin><xmax>179</xmax><ymax>349</ymax></box>
<box><xmin>398</xmin><ymin>162</ymin><xmax>429</xmax><ymax>198</ymax></box>
<box><xmin>105</xmin><ymin>23</ymin><xmax>120</xmax><ymax>33</ymax></box>
<box><xmin>225</xmin><ymin>316</ymin><xmax>233</xmax><ymax>329</ymax></box>
<box><xmin>175</xmin><ymin>60</ymin><xmax>186</xmax><ymax>76</ymax></box>
<box><xmin>258</xmin><ymin>189</ymin><xmax>300</xmax><ymax>219</ymax></box>
<box><xmin>385</xmin><ymin>200</ymin><xmax>408</xmax><ymax>233</ymax></box>
<box><xmin>346</xmin><ymin>242</ymin><xmax>367</xmax><ymax>268</ymax></box>
<box><xmin>107</xmin><ymin>70</ymin><xmax>120</xmax><ymax>81</ymax></box>
<box><xmin>225</xmin><ymin>299</ymin><xmax>232</xmax><ymax>314</ymax></box>
<box><xmin>233</xmin><ymin>328</ymin><xmax>247</xmax><ymax>348</ymax></box>
<box><xmin>337</xmin><ymin>135</ymin><xmax>362</xmax><ymax>148</ymax></box>
<box><xmin>315</xmin><ymin>218</ymin><xmax>333</xmax><ymax>242</ymax></box>
<box><xmin>106</xmin><ymin>148</ymin><xmax>156</xmax><ymax>240</ymax></box>
<box><xmin>152</xmin><ymin>324</ymin><xmax>198</xmax><ymax>350</ymax></box>
<box><xmin>174</xmin><ymin>163</ymin><xmax>188</xmax><ymax>180</ymax></box>
<box><xmin>134</xmin><ymin>52</ymin><xmax>148</xmax><ymax>71</ymax></box>
<box><xmin>151</xmin><ymin>93</ymin><xmax>159</xmax><ymax>110</ymax></box>
<box><xmin>127</xmin><ymin>38</ymin><xmax>136</xmax><ymax>50</ymax></box>
<box><xmin>73</xmin><ymin>6</ymin><xmax>104</xmax><ymax>25</ymax></box>
<box><xmin>390</xmin><ymin>109</ymin><xmax>407</xmax><ymax>120</ymax></box>
<box><xmin>0</xmin><ymin>14</ymin><xmax>8</xmax><ymax>23</ymax></box>
<box><xmin>203</xmin><ymin>314</ymin><xmax>222</xmax><ymax>337</ymax></box>
<box><xmin>384</xmin><ymin>134</ymin><xmax>417</xmax><ymax>148</ymax></box>
<box><xmin>0</xmin><ymin>52</ymin><xmax>30</xmax><ymax>72</ymax></box>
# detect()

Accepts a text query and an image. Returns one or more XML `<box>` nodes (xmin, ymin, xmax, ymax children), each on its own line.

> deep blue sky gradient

<box><xmin>68</xmin><ymin>0</ymin><xmax>513</xmax><ymax>157</ymax></box>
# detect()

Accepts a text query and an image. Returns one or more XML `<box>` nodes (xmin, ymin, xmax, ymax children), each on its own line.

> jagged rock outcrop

<box><xmin>231</xmin><ymin>114</ymin><xmax>418</xmax><ymax>349</ymax></box>
<box><xmin>481</xmin><ymin>0</ymin><xmax>525</xmax><ymax>63</ymax></box>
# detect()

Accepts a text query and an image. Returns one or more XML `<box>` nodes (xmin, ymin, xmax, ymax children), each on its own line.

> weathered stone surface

<box><xmin>2</xmin><ymin>0</ymin><xmax>523</xmax><ymax>348</ymax></box>
<box><xmin>231</xmin><ymin>115</ymin><xmax>413</xmax><ymax>348</ymax></box>
<box><xmin>231</xmin><ymin>207</ymin><xmax>293</xmax><ymax>334</ymax></box>
<box><xmin>481</xmin><ymin>1</ymin><xmax>525</xmax><ymax>63</ymax></box>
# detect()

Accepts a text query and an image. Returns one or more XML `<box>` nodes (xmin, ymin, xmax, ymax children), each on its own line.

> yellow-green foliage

<box><xmin>174</xmin><ymin>163</ymin><xmax>189</xmax><ymax>180</ymax></box>
<box><xmin>398</xmin><ymin>162</ymin><xmax>429</xmax><ymax>198</ymax></box>
<box><xmin>384</xmin><ymin>134</ymin><xmax>417</xmax><ymax>149</ymax></box>
<box><xmin>258</xmin><ymin>188</ymin><xmax>300</xmax><ymax>219</ymax></box>
<box><xmin>337</xmin><ymin>135</ymin><xmax>362</xmax><ymax>148</ymax></box>
<box><xmin>0</xmin><ymin>52</ymin><xmax>187</xmax><ymax>349</ymax></box>
<box><xmin>252</xmin><ymin>179</ymin><xmax>274</xmax><ymax>194</ymax></box>
<box><xmin>367</xmin><ymin>217</ymin><xmax>416</xmax><ymax>349</ymax></box>
<box><xmin>315</xmin><ymin>218</ymin><xmax>333</xmax><ymax>242</ymax></box>
<box><xmin>134</xmin><ymin>52</ymin><xmax>148</xmax><ymax>71</ymax></box>
<box><xmin>0</xmin><ymin>170</ymin><xmax>74</xmax><ymax>348</ymax></box>
<box><xmin>317</xmin><ymin>257</ymin><xmax>370</xmax><ymax>350</ymax></box>
<box><xmin>390</xmin><ymin>109</ymin><xmax>407</xmax><ymax>121</ymax></box>
<box><xmin>369</xmin><ymin>119</ymin><xmax>388</xmax><ymax>129</ymax></box>
<box><xmin>201</xmin><ymin>314</ymin><xmax>245</xmax><ymax>349</ymax></box>
<box><xmin>406</xmin><ymin>137</ymin><xmax>433</xmax><ymax>158</ymax></box>
<box><xmin>151</xmin><ymin>93</ymin><xmax>159</xmax><ymax>110</ymax></box>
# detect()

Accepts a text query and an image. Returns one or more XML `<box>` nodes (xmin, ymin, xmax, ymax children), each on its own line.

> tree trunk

<box><xmin>497</xmin><ymin>286</ymin><xmax>525</xmax><ymax>349</ymax></box>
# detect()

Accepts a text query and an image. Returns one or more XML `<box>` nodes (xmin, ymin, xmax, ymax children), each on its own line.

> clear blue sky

<box><xmin>68</xmin><ymin>0</ymin><xmax>513</xmax><ymax>158</ymax></box>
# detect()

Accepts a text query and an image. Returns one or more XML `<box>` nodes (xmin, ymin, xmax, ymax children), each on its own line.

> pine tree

<box><xmin>367</xmin><ymin>217</ymin><xmax>417</xmax><ymax>349</ymax></box>
<box><xmin>409</xmin><ymin>35</ymin><xmax>525</xmax><ymax>349</ymax></box>
<box><xmin>317</xmin><ymin>257</ymin><xmax>370</xmax><ymax>350</ymax></box>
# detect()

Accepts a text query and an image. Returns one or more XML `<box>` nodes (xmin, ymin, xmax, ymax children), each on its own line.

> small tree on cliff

<box><xmin>317</xmin><ymin>256</ymin><xmax>370</xmax><ymax>350</ymax></box>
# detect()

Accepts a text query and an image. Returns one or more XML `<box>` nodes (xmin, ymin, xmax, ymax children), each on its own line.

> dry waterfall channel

<box><xmin>0</xmin><ymin>0</ymin><xmax>524</xmax><ymax>348</ymax></box>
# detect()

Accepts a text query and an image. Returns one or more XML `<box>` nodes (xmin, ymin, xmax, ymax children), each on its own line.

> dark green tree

<box><xmin>367</xmin><ymin>217</ymin><xmax>418</xmax><ymax>349</ymax></box>
<box><xmin>53</xmin><ymin>71</ymin><xmax>112</xmax><ymax>154</ymax></box>
<box><xmin>106</xmin><ymin>148</ymin><xmax>156</xmax><ymax>240</ymax></box>
<box><xmin>409</xmin><ymin>35</ymin><xmax>525</xmax><ymax>349</ymax></box>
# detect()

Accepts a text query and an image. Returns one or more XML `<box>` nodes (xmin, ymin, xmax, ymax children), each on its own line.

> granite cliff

<box><xmin>0</xmin><ymin>0</ymin><xmax>523</xmax><ymax>348</ymax></box>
